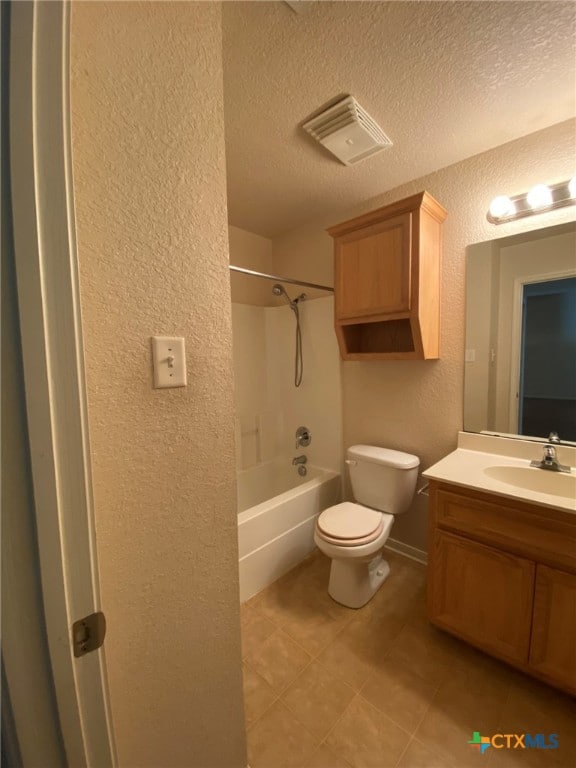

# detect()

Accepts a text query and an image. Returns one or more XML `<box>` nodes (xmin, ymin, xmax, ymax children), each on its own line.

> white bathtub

<box><xmin>237</xmin><ymin>459</ymin><xmax>341</xmax><ymax>602</ymax></box>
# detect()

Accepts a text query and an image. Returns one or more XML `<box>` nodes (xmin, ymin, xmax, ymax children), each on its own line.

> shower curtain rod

<box><xmin>229</xmin><ymin>265</ymin><xmax>334</xmax><ymax>293</ymax></box>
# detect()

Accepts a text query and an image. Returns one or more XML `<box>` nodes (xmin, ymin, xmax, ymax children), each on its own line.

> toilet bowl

<box><xmin>315</xmin><ymin>445</ymin><xmax>419</xmax><ymax>608</ymax></box>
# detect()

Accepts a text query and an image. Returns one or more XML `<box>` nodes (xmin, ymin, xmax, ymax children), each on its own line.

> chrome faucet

<box><xmin>292</xmin><ymin>455</ymin><xmax>307</xmax><ymax>466</ymax></box>
<box><xmin>295</xmin><ymin>426</ymin><xmax>311</xmax><ymax>449</ymax></box>
<box><xmin>530</xmin><ymin>433</ymin><xmax>571</xmax><ymax>473</ymax></box>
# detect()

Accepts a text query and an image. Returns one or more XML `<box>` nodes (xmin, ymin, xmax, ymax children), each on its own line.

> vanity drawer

<box><xmin>432</xmin><ymin>483</ymin><xmax>576</xmax><ymax>573</ymax></box>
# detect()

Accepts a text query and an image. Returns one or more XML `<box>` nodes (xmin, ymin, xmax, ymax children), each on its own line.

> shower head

<box><xmin>272</xmin><ymin>283</ymin><xmax>293</xmax><ymax>304</ymax></box>
<box><xmin>272</xmin><ymin>284</ymin><xmax>286</xmax><ymax>297</ymax></box>
<box><xmin>272</xmin><ymin>283</ymin><xmax>306</xmax><ymax>310</ymax></box>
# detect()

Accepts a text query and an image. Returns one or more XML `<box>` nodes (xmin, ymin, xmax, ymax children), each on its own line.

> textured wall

<box><xmin>70</xmin><ymin>3</ymin><xmax>246</xmax><ymax>766</ymax></box>
<box><xmin>272</xmin><ymin>119</ymin><xmax>576</xmax><ymax>552</ymax></box>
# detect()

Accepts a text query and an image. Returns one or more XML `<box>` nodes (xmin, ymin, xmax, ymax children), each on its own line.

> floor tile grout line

<box><xmin>242</xmin><ymin>553</ymin><xmax>437</xmax><ymax>765</ymax></box>
<box><xmin>321</xmin><ymin>690</ymin><xmax>415</xmax><ymax>765</ymax></box>
<box><xmin>248</xmin><ymin>695</ymin><xmax>324</xmax><ymax>759</ymax></box>
<box><xmin>315</xmin><ymin>739</ymin><xmax>355</xmax><ymax>768</ymax></box>
<box><xmin>244</xmin><ymin>693</ymin><xmax>280</xmax><ymax>735</ymax></box>
<box><xmin>411</xmin><ymin>677</ymin><xmax>443</xmax><ymax>732</ymax></box>
<box><xmin>240</xmin><ymin>657</ymin><xmax>281</xmax><ymax>733</ymax></box>
<box><xmin>275</xmin><ymin>651</ymin><xmax>316</xmax><ymax>698</ymax></box>
<box><xmin>279</xmin><ymin>679</ymin><xmax>348</xmax><ymax>747</ymax></box>
<box><xmin>354</xmin><ymin>691</ymin><xmax>415</xmax><ymax>741</ymax></box>
<box><xmin>319</xmin><ymin>691</ymin><xmax>363</xmax><ymax>749</ymax></box>
<box><xmin>311</xmin><ymin>653</ymin><xmax>366</xmax><ymax>694</ymax></box>
<box><xmin>392</xmin><ymin>734</ymin><xmax>415</xmax><ymax>768</ymax></box>
<box><xmin>265</xmin><ymin>618</ymin><xmax>347</xmax><ymax>673</ymax></box>
<box><xmin>279</xmin><ymin>601</ymin><xmax>357</xmax><ymax>651</ymax></box>
<box><xmin>243</xmin><ymin>618</ymin><xmax>360</xmax><ymax>707</ymax></box>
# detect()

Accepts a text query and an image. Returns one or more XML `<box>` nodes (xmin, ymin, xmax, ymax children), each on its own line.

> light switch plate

<box><xmin>151</xmin><ymin>336</ymin><xmax>187</xmax><ymax>388</ymax></box>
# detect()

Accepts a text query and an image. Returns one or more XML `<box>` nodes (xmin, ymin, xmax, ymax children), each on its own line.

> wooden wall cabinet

<box><xmin>327</xmin><ymin>191</ymin><xmax>447</xmax><ymax>360</ymax></box>
<box><xmin>428</xmin><ymin>481</ymin><xmax>576</xmax><ymax>694</ymax></box>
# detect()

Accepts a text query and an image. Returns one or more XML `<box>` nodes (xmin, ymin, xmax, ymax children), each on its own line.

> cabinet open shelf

<box><xmin>337</xmin><ymin>318</ymin><xmax>416</xmax><ymax>359</ymax></box>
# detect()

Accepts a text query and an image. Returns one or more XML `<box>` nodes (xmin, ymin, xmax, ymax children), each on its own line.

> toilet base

<box><xmin>328</xmin><ymin>554</ymin><xmax>390</xmax><ymax>609</ymax></box>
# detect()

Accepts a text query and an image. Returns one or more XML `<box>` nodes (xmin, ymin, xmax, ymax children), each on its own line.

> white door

<box><xmin>9</xmin><ymin>1</ymin><xmax>115</xmax><ymax>764</ymax></box>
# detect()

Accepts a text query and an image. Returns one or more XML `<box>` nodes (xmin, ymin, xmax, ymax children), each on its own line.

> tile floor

<box><xmin>241</xmin><ymin>550</ymin><xmax>576</xmax><ymax>768</ymax></box>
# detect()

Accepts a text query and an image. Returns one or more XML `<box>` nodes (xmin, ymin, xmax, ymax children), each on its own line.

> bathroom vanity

<box><xmin>424</xmin><ymin>433</ymin><xmax>576</xmax><ymax>695</ymax></box>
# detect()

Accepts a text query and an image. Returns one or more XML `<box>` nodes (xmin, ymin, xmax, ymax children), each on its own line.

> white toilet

<box><xmin>314</xmin><ymin>445</ymin><xmax>419</xmax><ymax>608</ymax></box>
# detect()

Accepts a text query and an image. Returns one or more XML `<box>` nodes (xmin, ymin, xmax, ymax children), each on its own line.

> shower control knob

<box><xmin>295</xmin><ymin>426</ymin><xmax>311</xmax><ymax>448</ymax></box>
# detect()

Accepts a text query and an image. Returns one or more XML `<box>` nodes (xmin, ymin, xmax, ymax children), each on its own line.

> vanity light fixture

<box><xmin>487</xmin><ymin>178</ymin><xmax>576</xmax><ymax>224</ymax></box>
<box><xmin>526</xmin><ymin>183</ymin><xmax>553</xmax><ymax>210</ymax></box>
<box><xmin>488</xmin><ymin>195</ymin><xmax>516</xmax><ymax>220</ymax></box>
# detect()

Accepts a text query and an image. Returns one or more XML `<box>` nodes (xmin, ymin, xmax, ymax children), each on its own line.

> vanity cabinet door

<box><xmin>530</xmin><ymin>565</ymin><xmax>576</xmax><ymax>693</ymax></box>
<box><xmin>429</xmin><ymin>531</ymin><xmax>535</xmax><ymax>665</ymax></box>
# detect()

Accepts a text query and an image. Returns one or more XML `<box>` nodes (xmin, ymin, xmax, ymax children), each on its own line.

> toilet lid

<box><xmin>317</xmin><ymin>502</ymin><xmax>383</xmax><ymax>540</ymax></box>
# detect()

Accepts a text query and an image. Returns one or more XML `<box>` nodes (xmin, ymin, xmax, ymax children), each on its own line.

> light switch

<box><xmin>465</xmin><ymin>349</ymin><xmax>476</xmax><ymax>363</ymax></box>
<box><xmin>151</xmin><ymin>336</ymin><xmax>187</xmax><ymax>388</ymax></box>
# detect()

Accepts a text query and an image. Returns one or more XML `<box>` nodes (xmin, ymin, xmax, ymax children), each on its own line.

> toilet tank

<box><xmin>346</xmin><ymin>445</ymin><xmax>419</xmax><ymax>514</ymax></box>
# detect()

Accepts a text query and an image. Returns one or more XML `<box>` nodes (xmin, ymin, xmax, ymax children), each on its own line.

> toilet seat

<box><xmin>316</xmin><ymin>502</ymin><xmax>391</xmax><ymax>547</ymax></box>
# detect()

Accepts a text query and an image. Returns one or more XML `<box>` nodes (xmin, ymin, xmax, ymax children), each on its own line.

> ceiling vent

<box><xmin>302</xmin><ymin>96</ymin><xmax>392</xmax><ymax>166</ymax></box>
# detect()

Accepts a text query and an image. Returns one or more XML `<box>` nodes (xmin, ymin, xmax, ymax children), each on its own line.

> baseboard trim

<box><xmin>385</xmin><ymin>538</ymin><xmax>428</xmax><ymax>565</ymax></box>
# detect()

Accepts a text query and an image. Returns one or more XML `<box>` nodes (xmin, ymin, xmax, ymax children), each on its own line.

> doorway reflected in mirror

<box><xmin>464</xmin><ymin>222</ymin><xmax>576</xmax><ymax>443</ymax></box>
<box><xmin>520</xmin><ymin>277</ymin><xmax>576</xmax><ymax>440</ymax></box>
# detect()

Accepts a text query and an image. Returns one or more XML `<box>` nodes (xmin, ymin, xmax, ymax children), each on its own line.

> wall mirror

<box><xmin>464</xmin><ymin>221</ymin><xmax>576</xmax><ymax>444</ymax></box>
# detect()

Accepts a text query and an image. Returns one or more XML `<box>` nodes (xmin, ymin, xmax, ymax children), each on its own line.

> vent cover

<box><xmin>302</xmin><ymin>96</ymin><xmax>392</xmax><ymax>166</ymax></box>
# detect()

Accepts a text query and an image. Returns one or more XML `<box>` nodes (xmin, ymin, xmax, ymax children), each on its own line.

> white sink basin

<box><xmin>422</xmin><ymin>433</ymin><xmax>576</xmax><ymax>513</ymax></box>
<box><xmin>484</xmin><ymin>465</ymin><xmax>576</xmax><ymax>500</ymax></box>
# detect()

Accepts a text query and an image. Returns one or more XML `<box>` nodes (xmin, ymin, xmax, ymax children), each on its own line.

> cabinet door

<box><xmin>530</xmin><ymin>565</ymin><xmax>576</xmax><ymax>692</ymax></box>
<box><xmin>429</xmin><ymin>531</ymin><xmax>535</xmax><ymax>665</ymax></box>
<box><xmin>335</xmin><ymin>213</ymin><xmax>411</xmax><ymax>320</ymax></box>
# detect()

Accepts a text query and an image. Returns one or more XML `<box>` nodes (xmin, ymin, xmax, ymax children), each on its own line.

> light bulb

<box><xmin>489</xmin><ymin>196</ymin><xmax>516</xmax><ymax>219</ymax></box>
<box><xmin>569</xmin><ymin>177</ymin><xmax>576</xmax><ymax>198</ymax></box>
<box><xmin>526</xmin><ymin>184</ymin><xmax>552</xmax><ymax>210</ymax></box>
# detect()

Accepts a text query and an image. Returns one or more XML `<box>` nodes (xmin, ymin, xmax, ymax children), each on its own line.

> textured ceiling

<box><xmin>222</xmin><ymin>1</ymin><xmax>576</xmax><ymax>237</ymax></box>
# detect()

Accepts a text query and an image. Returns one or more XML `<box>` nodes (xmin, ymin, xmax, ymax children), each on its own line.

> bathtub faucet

<box><xmin>292</xmin><ymin>455</ymin><xmax>307</xmax><ymax>466</ymax></box>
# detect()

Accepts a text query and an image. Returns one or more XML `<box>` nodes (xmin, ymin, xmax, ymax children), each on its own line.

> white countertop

<box><xmin>423</xmin><ymin>432</ymin><xmax>576</xmax><ymax>514</ymax></box>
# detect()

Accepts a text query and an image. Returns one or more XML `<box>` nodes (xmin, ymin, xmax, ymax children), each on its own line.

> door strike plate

<box><xmin>72</xmin><ymin>611</ymin><xmax>106</xmax><ymax>657</ymax></box>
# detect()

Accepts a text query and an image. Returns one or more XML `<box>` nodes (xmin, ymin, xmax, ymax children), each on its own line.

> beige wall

<box><xmin>71</xmin><ymin>3</ymin><xmax>246</xmax><ymax>766</ymax></box>
<box><xmin>463</xmin><ymin>240</ymin><xmax>496</xmax><ymax>433</ymax></box>
<box><xmin>229</xmin><ymin>225</ymin><xmax>275</xmax><ymax>305</ymax></box>
<box><xmin>272</xmin><ymin>119</ymin><xmax>576</xmax><ymax>552</ymax></box>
